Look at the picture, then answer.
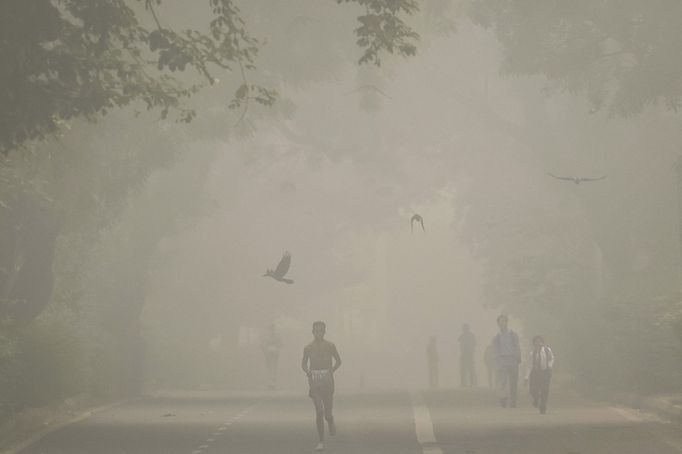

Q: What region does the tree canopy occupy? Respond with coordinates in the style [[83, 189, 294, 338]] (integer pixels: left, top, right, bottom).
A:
[[468, 0, 682, 115], [0, 0, 421, 154]]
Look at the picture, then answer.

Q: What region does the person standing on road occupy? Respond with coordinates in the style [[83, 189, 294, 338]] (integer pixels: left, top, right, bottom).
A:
[[261, 324, 283, 390], [458, 324, 477, 387], [493, 314, 521, 408], [525, 335, 554, 414], [301, 321, 342, 452], [484, 341, 496, 389], [427, 336, 439, 389]]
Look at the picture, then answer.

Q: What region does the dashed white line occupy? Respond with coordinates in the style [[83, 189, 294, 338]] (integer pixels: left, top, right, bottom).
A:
[[410, 392, 444, 454], [189, 401, 262, 454]]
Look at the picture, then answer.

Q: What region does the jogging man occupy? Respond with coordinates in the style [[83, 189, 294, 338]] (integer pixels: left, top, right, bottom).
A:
[[301, 321, 342, 451]]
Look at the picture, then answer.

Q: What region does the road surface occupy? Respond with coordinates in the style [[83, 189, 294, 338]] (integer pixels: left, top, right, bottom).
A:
[[13, 388, 682, 454]]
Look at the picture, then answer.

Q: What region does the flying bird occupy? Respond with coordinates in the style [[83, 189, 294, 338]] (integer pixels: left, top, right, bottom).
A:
[[264, 251, 294, 284], [547, 173, 606, 185], [411, 214, 425, 233]]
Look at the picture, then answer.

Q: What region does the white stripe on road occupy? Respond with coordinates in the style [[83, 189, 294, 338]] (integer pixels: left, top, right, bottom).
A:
[[610, 406, 644, 422], [410, 392, 443, 454]]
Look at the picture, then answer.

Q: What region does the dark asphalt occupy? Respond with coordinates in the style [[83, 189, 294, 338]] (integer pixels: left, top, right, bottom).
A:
[[13, 388, 682, 454]]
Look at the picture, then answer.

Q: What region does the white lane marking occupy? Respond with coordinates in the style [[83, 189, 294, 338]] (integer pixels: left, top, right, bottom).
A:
[[190, 400, 262, 454], [610, 406, 644, 422], [410, 392, 444, 454]]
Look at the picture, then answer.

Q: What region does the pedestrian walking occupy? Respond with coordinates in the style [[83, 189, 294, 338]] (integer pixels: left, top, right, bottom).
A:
[[458, 324, 477, 387], [493, 314, 521, 408], [261, 324, 283, 390], [525, 335, 554, 414], [484, 342, 496, 389]]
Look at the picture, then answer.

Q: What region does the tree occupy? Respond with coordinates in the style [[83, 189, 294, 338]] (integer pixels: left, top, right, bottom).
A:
[[0, 0, 420, 154], [467, 0, 682, 116]]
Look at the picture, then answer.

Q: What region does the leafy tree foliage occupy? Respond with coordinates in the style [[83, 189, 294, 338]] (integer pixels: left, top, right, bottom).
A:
[[337, 0, 420, 65], [0, 0, 421, 154], [1, 0, 253, 153], [467, 0, 682, 115]]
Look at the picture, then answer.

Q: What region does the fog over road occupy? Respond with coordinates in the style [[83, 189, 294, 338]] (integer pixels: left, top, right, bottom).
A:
[[14, 388, 682, 454]]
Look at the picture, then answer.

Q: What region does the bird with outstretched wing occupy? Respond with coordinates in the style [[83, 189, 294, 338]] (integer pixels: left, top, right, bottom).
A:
[[411, 214, 425, 233], [547, 173, 606, 185], [264, 251, 294, 284]]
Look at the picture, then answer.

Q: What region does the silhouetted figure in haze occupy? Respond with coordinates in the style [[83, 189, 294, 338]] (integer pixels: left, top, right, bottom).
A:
[[264, 251, 294, 284], [525, 335, 554, 414], [411, 214, 425, 232], [426, 336, 439, 389], [484, 341, 496, 389], [261, 324, 283, 390], [547, 172, 606, 185], [458, 323, 477, 387], [302, 321, 342, 452], [494, 314, 521, 408]]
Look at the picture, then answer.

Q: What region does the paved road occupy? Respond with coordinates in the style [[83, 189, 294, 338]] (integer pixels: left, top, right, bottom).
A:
[[14, 388, 682, 454]]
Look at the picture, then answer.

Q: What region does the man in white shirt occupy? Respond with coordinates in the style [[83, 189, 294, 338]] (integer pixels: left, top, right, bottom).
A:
[[525, 335, 554, 414]]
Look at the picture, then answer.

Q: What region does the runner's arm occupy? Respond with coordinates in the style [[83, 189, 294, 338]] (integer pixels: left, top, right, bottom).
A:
[[301, 348, 310, 375], [331, 345, 342, 373]]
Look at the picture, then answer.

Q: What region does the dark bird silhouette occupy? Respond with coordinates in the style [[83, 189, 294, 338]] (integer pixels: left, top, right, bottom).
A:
[[547, 173, 606, 185], [264, 251, 294, 284], [411, 214, 425, 233]]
